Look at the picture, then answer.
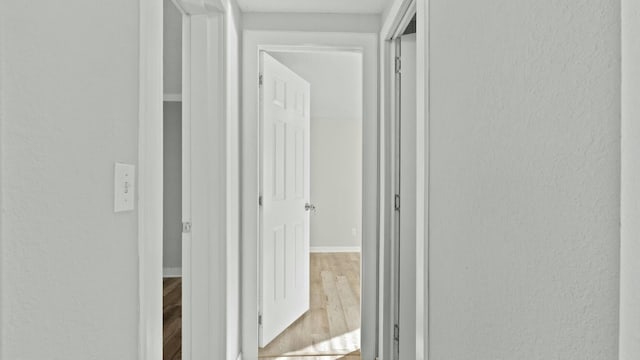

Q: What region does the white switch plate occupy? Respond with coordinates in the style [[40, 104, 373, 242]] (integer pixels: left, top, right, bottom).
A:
[[114, 163, 135, 212]]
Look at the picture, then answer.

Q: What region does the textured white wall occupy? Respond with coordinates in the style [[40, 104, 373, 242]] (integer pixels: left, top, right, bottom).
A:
[[620, 0, 640, 358], [271, 52, 363, 249], [0, 0, 140, 358], [428, 1, 620, 359]]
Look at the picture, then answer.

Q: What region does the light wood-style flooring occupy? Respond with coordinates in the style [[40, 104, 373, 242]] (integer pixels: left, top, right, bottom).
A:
[[258, 252, 361, 360], [163, 253, 361, 360]]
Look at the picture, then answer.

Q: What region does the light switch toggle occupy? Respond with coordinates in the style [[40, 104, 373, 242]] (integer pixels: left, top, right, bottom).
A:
[[114, 163, 136, 212]]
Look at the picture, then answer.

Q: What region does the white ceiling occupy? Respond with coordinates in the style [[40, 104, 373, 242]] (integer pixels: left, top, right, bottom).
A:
[[236, 0, 391, 14]]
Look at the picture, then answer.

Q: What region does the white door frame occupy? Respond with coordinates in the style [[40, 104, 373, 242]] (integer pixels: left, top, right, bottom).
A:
[[387, 4, 418, 360], [380, 0, 429, 359], [138, 1, 164, 358], [621, 1, 640, 358], [138, 0, 232, 359], [241, 31, 379, 360]]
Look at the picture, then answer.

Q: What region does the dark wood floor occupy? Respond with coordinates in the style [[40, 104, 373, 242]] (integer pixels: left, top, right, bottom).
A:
[[163, 277, 181, 360]]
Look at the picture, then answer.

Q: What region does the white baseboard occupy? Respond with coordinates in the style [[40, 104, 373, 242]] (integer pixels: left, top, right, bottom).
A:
[[310, 246, 361, 253], [163, 267, 182, 278]]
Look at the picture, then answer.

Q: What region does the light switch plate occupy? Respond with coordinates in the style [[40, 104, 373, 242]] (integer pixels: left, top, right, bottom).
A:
[[114, 163, 135, 212]]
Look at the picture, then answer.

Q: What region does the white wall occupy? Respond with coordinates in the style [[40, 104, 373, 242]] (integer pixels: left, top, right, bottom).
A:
[[164, 0, 182, 95], [163, 102, 182, 269], [0, 0, 243, 358], [620, 0, 640, 358], [428, 1, 620, 359], [0, 0, 140, 358], [243, 12, 380, 33], [271, 52, 363, 250]]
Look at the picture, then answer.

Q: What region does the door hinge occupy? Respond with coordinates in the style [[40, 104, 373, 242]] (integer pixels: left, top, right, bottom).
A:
[[258, 314, 263, 326], [395, 57, 401, 74], [394, 194, 401, 211], [259, 74, 264, 86], [258, 195, 263, 207], [394, 324, 400, 342], [182, 221, 192, 234]]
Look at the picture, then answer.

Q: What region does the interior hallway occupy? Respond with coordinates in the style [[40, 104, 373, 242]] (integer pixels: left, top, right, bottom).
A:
[[258, 252, 361, 359]]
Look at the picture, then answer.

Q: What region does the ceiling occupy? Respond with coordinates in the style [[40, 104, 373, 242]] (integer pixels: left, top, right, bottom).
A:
[[236, 0, 391, 14]]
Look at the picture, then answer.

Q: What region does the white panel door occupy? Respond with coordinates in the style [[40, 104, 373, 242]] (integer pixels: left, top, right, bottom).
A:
[[259, 52, 311, 347]]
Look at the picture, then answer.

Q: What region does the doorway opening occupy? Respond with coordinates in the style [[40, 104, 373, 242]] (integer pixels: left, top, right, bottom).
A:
[[256, 50, 364, 359], [242, 31, 379, 360], [162, 0, 183, 358]]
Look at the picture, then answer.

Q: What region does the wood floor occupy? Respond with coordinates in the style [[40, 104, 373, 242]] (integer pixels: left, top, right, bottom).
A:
[[163, 253, 360, 360], [163, 277, 181, 360], [259, 252, 361, 360]]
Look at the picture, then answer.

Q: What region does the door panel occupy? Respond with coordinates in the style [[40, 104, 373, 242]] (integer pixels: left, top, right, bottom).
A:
[[259, 52, 311, 347], [273, 122, 286, 200]]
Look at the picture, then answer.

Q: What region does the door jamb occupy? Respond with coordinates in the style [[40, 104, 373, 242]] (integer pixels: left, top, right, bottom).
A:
[[138, 1, 164, 358], [241, 31, 379, 360], [380, 0, 429, 359], [138, 0, 227, 359]]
